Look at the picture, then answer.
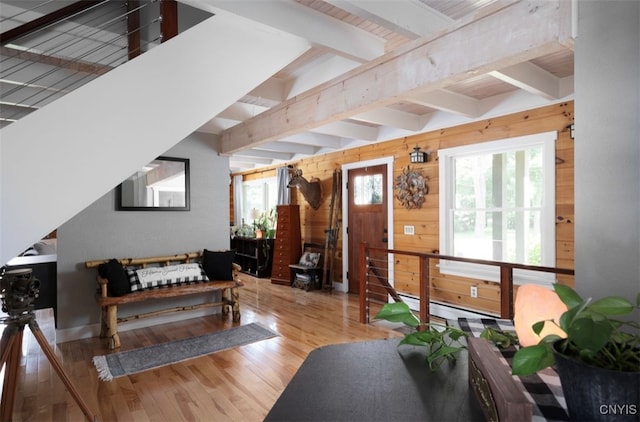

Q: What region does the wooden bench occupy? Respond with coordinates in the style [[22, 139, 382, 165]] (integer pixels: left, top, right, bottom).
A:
[[85, 251, 243, 350]]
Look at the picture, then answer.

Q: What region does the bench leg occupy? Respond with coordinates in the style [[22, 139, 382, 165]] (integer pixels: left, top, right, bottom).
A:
[[105, 305, 121, 350], [231, 287, 241, 322], [100, 306, 108, 338], [221, 288, 230, 317]]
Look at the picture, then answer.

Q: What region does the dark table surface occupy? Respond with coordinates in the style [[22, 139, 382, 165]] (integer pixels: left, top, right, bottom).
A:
[[265, 338, 484, 422]]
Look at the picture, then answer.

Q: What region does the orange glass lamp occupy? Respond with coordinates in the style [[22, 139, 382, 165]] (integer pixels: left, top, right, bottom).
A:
[[513, 284, 568, 347]]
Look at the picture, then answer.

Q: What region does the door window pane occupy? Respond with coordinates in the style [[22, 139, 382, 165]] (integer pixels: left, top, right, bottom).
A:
[[353, 174, 383, 205]]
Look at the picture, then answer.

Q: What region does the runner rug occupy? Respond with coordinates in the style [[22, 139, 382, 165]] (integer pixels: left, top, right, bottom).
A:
[[93, 323, 278, 381]]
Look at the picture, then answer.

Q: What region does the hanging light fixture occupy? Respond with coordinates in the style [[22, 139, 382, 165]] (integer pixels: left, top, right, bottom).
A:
[[410, 146, 428, 163]]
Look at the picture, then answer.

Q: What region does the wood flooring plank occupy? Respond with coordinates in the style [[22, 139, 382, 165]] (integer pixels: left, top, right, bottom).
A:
[[5, 275, 399, 421]]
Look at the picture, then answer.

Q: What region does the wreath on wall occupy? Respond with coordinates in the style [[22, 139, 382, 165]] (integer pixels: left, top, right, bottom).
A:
[[394, 166, 428, 209]]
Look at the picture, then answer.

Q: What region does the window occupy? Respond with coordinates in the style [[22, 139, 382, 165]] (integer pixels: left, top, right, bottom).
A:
[[242, 177, 277, 225], [353, 174, 383, 205], [439, 131, 556, 286]]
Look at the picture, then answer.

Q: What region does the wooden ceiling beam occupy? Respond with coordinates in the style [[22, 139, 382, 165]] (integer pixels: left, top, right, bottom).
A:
[[325, 0, 453, 39], [311, 121, 378, 141], [351, 107, 425, 131], [489, 62, 562, 100], [406, 89, 482, 118], [220, 0, 573, 155], [179, 0, 385, 62]]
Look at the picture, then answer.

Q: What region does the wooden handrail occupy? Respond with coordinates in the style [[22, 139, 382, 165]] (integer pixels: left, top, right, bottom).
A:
[[360, 243, 575, 324]]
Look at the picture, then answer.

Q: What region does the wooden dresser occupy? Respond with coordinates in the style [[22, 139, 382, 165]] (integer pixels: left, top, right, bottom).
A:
[[271, 204, 302, 285]]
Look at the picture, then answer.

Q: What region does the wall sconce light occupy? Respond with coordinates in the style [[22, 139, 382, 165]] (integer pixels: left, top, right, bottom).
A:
[[410, 146, 429, 163]]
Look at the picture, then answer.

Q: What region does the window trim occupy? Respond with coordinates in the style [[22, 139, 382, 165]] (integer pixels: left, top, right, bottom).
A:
[[438, 131, 557, 287]]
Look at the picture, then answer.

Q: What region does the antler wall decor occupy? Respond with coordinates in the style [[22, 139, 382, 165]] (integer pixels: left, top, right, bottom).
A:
[[287, 167, 323, 209]]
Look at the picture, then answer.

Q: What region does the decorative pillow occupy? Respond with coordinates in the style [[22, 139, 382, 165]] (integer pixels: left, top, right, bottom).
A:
[[298, 252, 321, 268], [202, 249, 236, 281], [98, 259, 131, 297], [129, 263, 208, 292]]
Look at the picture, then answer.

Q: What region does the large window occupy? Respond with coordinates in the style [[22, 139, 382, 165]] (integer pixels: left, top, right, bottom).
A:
[[439, 131, 557, 286], [242, 177, 277, 225]]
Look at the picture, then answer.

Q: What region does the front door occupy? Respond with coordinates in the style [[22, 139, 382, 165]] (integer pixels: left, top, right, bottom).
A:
[[347, 164, 388, 294]]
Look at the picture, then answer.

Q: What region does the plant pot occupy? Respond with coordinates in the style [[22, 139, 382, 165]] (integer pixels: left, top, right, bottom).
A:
[[552, 340, 640, 421]]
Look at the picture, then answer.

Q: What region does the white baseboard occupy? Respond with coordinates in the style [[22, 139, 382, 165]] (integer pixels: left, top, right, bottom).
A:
[[55, 307, 218, 344]]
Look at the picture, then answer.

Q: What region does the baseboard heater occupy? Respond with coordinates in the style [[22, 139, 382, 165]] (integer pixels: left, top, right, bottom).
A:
[[398, 293, 500, 321]]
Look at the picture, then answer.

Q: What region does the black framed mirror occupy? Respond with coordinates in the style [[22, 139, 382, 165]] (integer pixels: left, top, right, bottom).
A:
[[117, 156, 190, 211]]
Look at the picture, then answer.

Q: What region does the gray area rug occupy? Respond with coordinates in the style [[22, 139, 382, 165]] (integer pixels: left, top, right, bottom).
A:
[[93, 323, 277, 381]]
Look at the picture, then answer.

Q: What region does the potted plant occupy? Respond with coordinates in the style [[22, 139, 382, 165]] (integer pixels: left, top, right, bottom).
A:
[[254, 208, 277, 239], [373, 302, 469, 370], [510, 284, 639, 421]]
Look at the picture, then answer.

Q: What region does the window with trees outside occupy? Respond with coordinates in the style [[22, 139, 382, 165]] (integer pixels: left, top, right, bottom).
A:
[[242, 177, 277, 226], [438, 131, 557, 286]]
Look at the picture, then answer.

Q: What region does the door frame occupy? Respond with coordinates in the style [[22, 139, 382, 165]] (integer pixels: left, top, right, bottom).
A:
[[339, 156, 394, 293]]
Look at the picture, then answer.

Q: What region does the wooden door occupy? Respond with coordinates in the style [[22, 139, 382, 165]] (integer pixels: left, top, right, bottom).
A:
[[347, 164, 388, 294]]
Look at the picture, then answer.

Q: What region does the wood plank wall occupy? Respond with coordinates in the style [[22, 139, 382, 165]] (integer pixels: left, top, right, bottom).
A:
[[230, 102, 575, 315]]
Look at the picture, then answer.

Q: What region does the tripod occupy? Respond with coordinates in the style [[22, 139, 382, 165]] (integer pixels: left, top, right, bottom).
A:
[[0, 269, 98, 422]]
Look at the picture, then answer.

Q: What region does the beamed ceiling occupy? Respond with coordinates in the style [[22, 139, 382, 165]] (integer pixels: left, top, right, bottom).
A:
[[0, 0, 575, 173]]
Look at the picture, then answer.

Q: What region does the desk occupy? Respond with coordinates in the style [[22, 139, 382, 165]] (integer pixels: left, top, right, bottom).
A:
[[265, 339, 483, 421]]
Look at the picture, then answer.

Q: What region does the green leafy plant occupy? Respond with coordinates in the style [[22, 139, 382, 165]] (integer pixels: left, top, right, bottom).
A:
[[480, 326, 519, 349], [254, 208, 277, 232], [374, 302, 468, 370], [511, 284, 640, 376]]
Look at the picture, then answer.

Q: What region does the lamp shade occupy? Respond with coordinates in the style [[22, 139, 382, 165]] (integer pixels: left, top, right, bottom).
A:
[[513, 284, 568, 347]]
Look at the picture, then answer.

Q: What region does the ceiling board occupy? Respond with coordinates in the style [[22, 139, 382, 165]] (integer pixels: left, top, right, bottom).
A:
[[0, 0, 574, 172]]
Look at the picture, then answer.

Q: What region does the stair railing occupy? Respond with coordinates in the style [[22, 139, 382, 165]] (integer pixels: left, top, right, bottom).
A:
[[359, 242, 575, 325], [0, 0, 166, 126]]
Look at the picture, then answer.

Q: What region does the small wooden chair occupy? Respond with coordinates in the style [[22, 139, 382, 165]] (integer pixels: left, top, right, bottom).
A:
[[289, 243, 324, 291]]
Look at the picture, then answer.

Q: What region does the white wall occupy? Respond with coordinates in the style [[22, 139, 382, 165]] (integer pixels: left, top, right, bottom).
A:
[[56, 133, 230, 339], [575, 1, 640, 302]]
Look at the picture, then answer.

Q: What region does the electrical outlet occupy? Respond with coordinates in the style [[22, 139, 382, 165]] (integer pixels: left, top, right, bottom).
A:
[[470, 286, 478, 298], [403, 225, 415, 235]]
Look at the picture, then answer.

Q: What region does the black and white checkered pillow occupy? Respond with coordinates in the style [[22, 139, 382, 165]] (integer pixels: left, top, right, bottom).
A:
[[127, 263, 209, 292]]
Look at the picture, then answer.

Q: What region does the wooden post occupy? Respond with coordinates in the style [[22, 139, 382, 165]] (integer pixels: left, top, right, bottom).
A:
[[499, 266, 514, 319], [419, 255, 430, 327], [127, 0, 140, 59], [160, 0, 178, 42]]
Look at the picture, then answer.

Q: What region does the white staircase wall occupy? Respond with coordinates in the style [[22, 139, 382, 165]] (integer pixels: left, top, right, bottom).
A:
[[0, 13, 310, 265]]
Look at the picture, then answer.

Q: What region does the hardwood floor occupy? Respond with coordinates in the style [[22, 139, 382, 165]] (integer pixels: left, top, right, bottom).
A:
[[3, 274, 401, 421]]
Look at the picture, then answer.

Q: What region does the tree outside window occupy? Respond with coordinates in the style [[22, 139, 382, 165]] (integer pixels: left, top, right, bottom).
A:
[[439, 131, 556, 286]]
